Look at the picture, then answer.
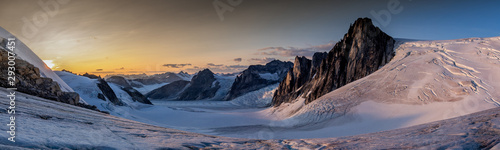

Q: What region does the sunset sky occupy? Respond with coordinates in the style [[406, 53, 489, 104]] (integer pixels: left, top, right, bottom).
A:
[[1, 0, 499, 76]]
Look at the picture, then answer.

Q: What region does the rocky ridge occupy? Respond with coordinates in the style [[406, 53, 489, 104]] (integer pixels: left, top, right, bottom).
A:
[[272, 18, 395, 106]]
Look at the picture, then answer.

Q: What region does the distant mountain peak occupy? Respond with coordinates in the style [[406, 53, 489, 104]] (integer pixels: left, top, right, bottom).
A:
[[225, 60, 293, 100]]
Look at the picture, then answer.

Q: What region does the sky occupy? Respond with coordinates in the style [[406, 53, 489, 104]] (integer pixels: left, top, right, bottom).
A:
[[0, 0, 499, 76]]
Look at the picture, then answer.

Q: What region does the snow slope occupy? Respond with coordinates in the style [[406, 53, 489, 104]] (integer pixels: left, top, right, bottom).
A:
[[262, 37, 500, 138], [0, 27, 78, 96], [0, 87, 498, 149], [57, 71, 278, 138], [55, 71, 151, 114]]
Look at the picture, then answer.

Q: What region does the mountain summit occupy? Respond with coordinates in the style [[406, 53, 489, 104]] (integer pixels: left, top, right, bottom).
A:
[[272, 18, 395, 106]]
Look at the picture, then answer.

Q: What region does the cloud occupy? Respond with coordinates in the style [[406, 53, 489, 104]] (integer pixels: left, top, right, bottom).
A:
[[256, 41, 335, 57], [207, 63, 224, 67], [249, 57, 276, 64], [233, 58, 242, 62], [115, 67, 125, 70], [96, 69, 103, 71], [163, 63, 192, 68], [91, 71, 115, 74], [227, 65, 248, 69]]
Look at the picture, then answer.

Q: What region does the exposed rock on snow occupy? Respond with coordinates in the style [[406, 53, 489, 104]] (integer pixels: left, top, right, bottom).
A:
[[225, 60, 292, 100], [96, 78, 124, 106], [273, 18, 395, 106], [122, 87, 152, 105]]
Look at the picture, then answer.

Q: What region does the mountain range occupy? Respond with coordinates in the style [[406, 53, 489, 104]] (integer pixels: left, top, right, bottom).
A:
[[0, 18, 499, 149]]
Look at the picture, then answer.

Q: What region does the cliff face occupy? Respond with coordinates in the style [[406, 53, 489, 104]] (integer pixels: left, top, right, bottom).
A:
[[272, 18, 395, 106], [224, 60, 292, 100]]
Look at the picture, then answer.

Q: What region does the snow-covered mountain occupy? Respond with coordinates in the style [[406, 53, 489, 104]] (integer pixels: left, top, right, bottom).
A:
[[262, 36, 500, 139], [146, 60, 292, 102], [106, 71, 193, 94], [0, 27, 80, 98], [147, 69, 235, 101], [225, 60, 293, 100], [1, 17, 499, 149], [56, 71, 153, 114]]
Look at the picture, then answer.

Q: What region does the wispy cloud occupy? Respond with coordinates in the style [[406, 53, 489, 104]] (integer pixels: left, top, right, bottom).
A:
[[233, 58, 242, 62], [248, 57, 276, 64], [256, 41, 335, 57], [227, 65, 248, 69], [207, 63, 223, 67], [91, 71, 115, 74], [163, 63, 192, 68]]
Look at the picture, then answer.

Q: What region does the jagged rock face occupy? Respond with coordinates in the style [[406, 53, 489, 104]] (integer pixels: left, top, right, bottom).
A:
[[225, 60, 293, 100], [122, 87, 152, 104], [106, 76, 132, 88], [272, 18, 395, 106], [146, 80, 190, 99], [311, 52, 328, 75], [96, 78, 124, 106], [178, 69, 220, 100], [0, 49, 80, 105]]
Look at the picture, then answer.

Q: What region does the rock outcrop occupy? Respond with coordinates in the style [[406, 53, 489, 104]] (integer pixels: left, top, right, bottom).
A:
[[0, 48, 80, 105], [272, 18, 395, 106], [146, 80, 190, 99], [122, 87, 152, 104], [178, 69, 220, 100], [225, 60, 293, 100], [96, 78, 124, 106]]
